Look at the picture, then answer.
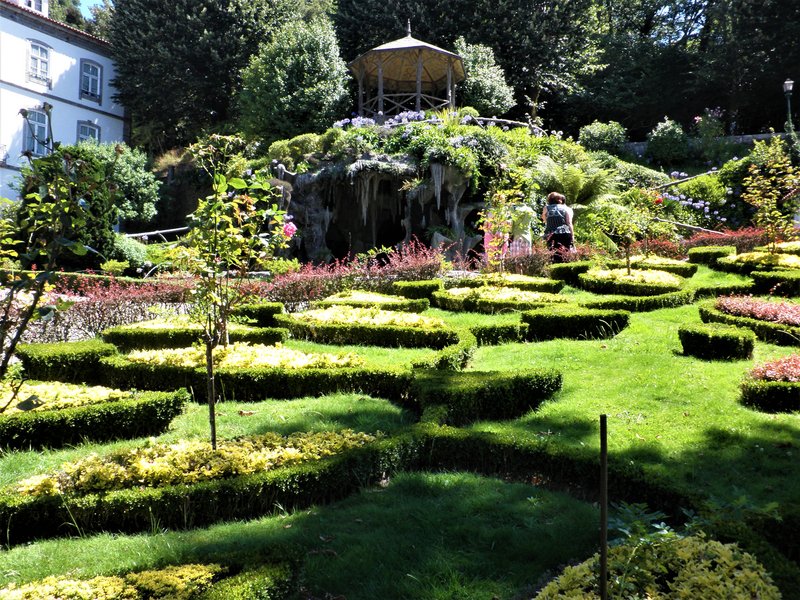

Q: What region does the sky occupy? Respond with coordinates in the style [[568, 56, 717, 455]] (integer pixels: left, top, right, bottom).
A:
[[79, 0, 101, 18]]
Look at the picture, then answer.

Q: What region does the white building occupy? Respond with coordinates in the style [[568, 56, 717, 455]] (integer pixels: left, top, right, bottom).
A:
[[0, 0, 126, 199]]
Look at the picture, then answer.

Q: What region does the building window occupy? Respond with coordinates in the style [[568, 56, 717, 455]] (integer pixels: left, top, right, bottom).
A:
[[28, 42, 50, 85], [24, 109, 48, 156], [24, 0, 43, 12], [77, 122, 100, 143], [80, 60, 102, 102]]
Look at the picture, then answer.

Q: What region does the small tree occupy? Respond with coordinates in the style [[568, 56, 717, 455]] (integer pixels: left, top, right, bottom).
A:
[[237, 17, 349, 143], [453, 36, 515, 116], [185, 136, 292, 448], [742, 140, 799, 253], [587, 200, 648, 274], [0, 152, 91, 409]]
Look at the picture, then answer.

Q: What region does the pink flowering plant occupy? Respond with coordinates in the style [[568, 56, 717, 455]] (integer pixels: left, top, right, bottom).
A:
[[715, 296, 800, 327], [749, 354, 800, 382]]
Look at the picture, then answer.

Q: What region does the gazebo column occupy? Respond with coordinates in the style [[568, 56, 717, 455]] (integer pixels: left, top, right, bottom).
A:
[[447, 62, 453, 109], [357, 65, 365, 116], [415, 51, 423, 112], [377, 57, 384, 122]]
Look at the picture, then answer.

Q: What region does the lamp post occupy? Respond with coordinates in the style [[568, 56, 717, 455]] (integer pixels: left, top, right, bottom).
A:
[[784, 78, 794, 133]]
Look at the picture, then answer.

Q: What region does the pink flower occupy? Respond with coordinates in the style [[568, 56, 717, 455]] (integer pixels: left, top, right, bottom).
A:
[[283, 222, 298, 238]]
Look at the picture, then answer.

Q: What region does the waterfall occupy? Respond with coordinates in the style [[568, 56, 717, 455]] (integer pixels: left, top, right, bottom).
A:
[[430, 163, 444, 210]]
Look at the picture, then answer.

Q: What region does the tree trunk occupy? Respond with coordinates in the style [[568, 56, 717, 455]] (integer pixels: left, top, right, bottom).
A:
[[205, 339, 217, 449]]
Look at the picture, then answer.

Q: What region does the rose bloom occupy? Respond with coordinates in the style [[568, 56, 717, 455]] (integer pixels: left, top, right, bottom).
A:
[[283, 222, 298, 238]]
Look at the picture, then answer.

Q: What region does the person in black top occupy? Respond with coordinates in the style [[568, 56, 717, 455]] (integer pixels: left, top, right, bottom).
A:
[[541, 192, 573, 259]]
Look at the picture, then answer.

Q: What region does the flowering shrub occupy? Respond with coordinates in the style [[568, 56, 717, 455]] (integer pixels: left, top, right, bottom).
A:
[[126, 342, 364, 369], [288, 305, 446, 329], [716, 296, 800, 326], [630, 237, 686, 259], [15, 429, 376, 496], [749, 354, 800, 382], [1, 381, 128, 414], [645, 117, 689, 166]]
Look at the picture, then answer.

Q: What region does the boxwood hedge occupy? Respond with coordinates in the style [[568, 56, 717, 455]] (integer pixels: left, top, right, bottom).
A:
[[391, 279, 444, 300], [230, 302, 285, 326], [311, 296, 430, 313], [0, 389, 188, 450], [688, 245, 737, 264], [678, 323, 755, 360], [577, 271, 682, 296], [579, 290, 694, 312], [16, 339, 118, 384], [273, 314, 459, 349], [546, 261, 592, 285], [521, 306, 630, 341], [740, 379, 800, 413], [412, 368, 562, 426], [751, 270, 800, 297], [102, 324, 289, 351]]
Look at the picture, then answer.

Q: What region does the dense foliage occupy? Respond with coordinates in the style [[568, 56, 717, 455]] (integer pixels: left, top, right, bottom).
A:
[[238, 17, 349, 143]]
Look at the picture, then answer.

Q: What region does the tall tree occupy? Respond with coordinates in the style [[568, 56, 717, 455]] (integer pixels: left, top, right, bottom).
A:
[[237, 17, 349, 144], [454, 36, 516, 117], [86, 0, 114, 39], [109, 0, 328, 151]]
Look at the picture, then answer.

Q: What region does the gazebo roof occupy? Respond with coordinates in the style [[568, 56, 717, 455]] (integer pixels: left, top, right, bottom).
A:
[[348, 30, 465, 92]]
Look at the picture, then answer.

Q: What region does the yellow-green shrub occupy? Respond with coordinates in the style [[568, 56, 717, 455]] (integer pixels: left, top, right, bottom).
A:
[[535, 535, 780, 599]]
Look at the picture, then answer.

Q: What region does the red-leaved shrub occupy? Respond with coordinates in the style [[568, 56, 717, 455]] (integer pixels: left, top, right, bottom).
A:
[[24, 277, 195, 342], [715, 295, 800, 327], [631, 238, 687, 259], [685, 227, 769, 254], [750, 354, 800, 382]]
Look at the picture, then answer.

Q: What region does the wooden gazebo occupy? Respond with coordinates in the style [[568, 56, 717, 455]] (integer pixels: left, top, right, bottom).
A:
[[348, 23, 466, 120]]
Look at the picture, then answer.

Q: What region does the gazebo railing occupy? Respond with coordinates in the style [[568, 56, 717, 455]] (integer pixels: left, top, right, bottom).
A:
[[363, 92, 449, 118]]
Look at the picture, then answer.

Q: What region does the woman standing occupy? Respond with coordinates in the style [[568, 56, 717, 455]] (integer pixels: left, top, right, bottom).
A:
[[541, 192, 573, 258]]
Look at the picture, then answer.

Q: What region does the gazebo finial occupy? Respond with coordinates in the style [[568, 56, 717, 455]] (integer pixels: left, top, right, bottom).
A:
[[406, 19, 411, 37]]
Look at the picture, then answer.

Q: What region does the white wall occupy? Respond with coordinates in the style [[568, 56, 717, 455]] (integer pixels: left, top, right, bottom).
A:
[[0, 9, 126, 199]]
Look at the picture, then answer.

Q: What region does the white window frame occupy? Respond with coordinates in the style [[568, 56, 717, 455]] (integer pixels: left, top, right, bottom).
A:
[[24, 109, 48, 156], [77, 121, 100, 143], [80, 59, 102, 103], [28, 41, 51, 87], [24, 0, 43, 12]]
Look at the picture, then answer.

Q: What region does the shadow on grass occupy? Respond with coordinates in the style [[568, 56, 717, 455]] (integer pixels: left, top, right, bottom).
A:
[[179, 472, 599, 600]]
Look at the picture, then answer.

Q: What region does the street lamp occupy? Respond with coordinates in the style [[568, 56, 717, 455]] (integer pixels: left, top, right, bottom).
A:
[[784, 78, 794, 133]]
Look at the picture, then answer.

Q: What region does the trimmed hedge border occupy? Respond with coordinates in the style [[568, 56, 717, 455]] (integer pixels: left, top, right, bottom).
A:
[[607, 259, 698, 278], [521, 306, 630, 341], [447, 275, 564, 294], [17, 339, 118, 384], [431, 289, 568, 314], [230, 302, 285, 326], [273, 314, 459, 349], [577, 271, 682, 296], [469, 323, 529, 345], [740, 379, 800, 413], [678, 323, 755, 360], [99, 354, 414, 403], [714, 253, 800, 275], [546, 261, 592, 285], [410, 330, 477, 371], [311, 297, 430, 313], [392, 280, 444, 300], [751, 270, 800, 297], [580, 290, 694, 312], [698, 300, 800, 346], [690, 281, 755, 298], [688, 245, 737, 264], [0, 389, 188, 450], [412, 368, 562, 426], [102, 324, 289, 351]]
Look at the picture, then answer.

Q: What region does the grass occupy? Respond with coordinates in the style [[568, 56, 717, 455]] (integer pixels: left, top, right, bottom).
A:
[[467, 303, 800, 509], [1, 267, 798, 598], [0, 472, 598, 599]]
